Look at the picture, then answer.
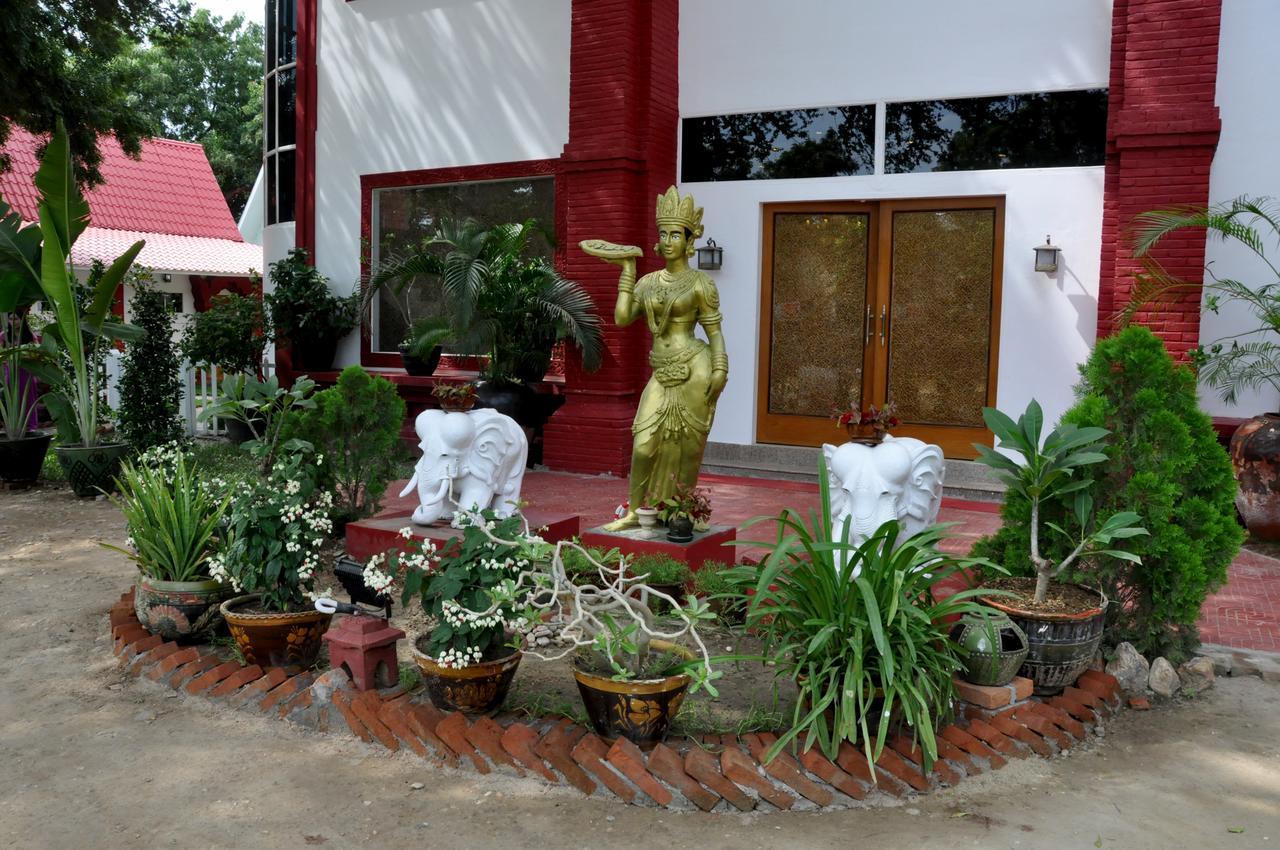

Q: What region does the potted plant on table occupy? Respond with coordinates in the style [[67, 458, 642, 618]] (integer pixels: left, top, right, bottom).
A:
[[732, 466, 1004, 772], [363, 510, 539, 713], [832, 399, 900, 445], [0, 123, 144, 496], [103, 444, 233, 641], [971, 400, 1147, 694], [399, 316, 452, 376], [213, 444, 336, 670], [657, 480, 712, 542], [265, 248, 360, 373], [367, 219, 604, 429]]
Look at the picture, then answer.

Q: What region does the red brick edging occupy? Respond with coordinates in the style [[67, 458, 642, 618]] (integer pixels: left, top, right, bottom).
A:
[[109, 589, 1125, 812]]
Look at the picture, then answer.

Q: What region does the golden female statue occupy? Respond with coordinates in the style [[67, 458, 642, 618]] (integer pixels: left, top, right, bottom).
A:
[[582, 186, 728, 531]]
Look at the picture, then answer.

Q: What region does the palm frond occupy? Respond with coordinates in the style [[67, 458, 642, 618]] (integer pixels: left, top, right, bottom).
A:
[[529, 266, 604, 370], [1197, 340, 1280, 403]]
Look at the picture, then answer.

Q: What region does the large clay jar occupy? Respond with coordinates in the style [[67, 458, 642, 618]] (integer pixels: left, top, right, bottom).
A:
[[572, 639, 692, 751], [980, 585, 1107, 696], [135, 577, 230, 642], [54, 442, 130, 497], [1230, 413, 1280, 540]]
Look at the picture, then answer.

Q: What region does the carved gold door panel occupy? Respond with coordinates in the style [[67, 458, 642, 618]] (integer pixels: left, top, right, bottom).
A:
[[757, 204, 877, 447], [758, 198, 1003, 458]]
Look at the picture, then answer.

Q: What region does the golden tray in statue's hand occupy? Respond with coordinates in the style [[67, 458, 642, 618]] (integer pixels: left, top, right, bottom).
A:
[[579, 239, 644, 259]]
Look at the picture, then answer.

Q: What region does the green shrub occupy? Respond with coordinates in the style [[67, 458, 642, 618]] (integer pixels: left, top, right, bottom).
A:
[[180, 290, 266, 375], [282, 365, 405, 523], [264, 249, 360, 349], [117, 285, 185, 451], [628, 554, 691, 585], [973, 326, 1242, 661]]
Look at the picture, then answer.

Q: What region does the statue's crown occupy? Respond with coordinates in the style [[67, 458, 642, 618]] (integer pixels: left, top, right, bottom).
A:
[[655, 186, 704, 237]]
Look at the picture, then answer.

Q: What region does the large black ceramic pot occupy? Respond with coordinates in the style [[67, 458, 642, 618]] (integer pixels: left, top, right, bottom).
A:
[[1230, 413, 1280, 540], [289, 337, 338, 373], [980, 582, 1107, 696], [54, 442, 130, 497], [398, 343, 443, 377], [0, 430, 54, 486]]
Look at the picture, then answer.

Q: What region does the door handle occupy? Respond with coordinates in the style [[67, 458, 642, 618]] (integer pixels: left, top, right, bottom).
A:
[[864, 304, 872, 345], [879, 305, 887, 347]]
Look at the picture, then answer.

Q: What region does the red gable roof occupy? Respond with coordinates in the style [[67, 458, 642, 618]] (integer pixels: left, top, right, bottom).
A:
[[0, 127, 244, 242]]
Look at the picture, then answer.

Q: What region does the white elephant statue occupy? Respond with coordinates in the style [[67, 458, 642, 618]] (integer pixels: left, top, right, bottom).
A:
[[400, 408, 528, 526], [823, 435, 945, 575]]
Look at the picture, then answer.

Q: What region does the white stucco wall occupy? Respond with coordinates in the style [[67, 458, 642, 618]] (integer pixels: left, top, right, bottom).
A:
[[1199, 0, 1280, 418], [313, 0, 572, 367], [679, 0, 1112, 447]]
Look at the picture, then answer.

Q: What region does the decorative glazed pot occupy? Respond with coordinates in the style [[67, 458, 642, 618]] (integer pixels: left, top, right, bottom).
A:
[[1230, 413, 1280, 540], [844, 423, 886, 446], [573, 640, 692, 750], [135, 577, 230, 642], [950, 611, 1030, 687], [0, 430, 53, 486], [666, 516, 694, 543], [411, 635, 522, 714], [980, 585, 1107, 696], [221, 594, 333, 671], [398, 343, 443, 377], [54, 442, 130, 497]]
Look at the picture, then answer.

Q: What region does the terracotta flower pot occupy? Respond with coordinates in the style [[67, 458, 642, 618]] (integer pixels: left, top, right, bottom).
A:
[[1230, 413, 1280, 540], [844, 422, 885, 445], [979, 584, 1107, 696], [135, 576, 230, 642], [411, 635, 522, 714], [221, 594, 332, 671], [573, 639, 692, 751]]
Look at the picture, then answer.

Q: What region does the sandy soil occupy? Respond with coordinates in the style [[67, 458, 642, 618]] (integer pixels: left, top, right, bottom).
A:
[[2, 484, 1279, 850]]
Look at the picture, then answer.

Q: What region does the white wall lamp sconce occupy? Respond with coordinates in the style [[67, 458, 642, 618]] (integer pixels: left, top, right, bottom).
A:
[[1034, 235, 1060, 274], [696, 238, 723, 270], [161, 273, 174, 283]]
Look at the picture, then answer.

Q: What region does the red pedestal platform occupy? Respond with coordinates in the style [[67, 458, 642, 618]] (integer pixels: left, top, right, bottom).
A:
[[579, 524, 738, 569], [344, 508, 581, 563]]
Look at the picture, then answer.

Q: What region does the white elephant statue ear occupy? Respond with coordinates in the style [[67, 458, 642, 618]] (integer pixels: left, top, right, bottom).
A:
[[820, 442, 850, 522], [469, 412, 521, 482], [884, 436, 945, 531]]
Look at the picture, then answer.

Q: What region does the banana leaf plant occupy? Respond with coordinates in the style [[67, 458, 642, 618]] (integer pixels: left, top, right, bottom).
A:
[[0, 121, 144, 448]]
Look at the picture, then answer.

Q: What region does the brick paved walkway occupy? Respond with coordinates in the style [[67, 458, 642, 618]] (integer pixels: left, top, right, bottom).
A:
[[385, 470, 1278, 654]]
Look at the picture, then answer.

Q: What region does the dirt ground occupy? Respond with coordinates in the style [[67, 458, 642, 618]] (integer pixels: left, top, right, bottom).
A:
[[2, 485, 1279, 850]]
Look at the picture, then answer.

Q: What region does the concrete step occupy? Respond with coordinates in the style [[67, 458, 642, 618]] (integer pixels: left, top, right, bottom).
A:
[[700, 441, 1006, 503]]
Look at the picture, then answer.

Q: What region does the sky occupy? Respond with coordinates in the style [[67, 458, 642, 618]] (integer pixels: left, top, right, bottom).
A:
[[190, 0, 265, 26]]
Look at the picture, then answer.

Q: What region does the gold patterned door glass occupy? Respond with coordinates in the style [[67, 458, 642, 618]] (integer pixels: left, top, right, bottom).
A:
[[886, 209, 995, 427], [767, 213, 869, 416]]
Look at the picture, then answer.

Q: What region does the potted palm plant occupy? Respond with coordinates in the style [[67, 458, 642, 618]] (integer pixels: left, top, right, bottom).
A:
[[399, 316, 452, 376], [731, 462, 1004, 773], [0, 122, 144, 496], [366, 219, 604, 429], [972, 400, 1147, 694], [103, 445, 233, 641]]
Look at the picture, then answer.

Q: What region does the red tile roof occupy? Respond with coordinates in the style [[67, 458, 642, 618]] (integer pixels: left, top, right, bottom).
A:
[[0, 127, 244, 242]]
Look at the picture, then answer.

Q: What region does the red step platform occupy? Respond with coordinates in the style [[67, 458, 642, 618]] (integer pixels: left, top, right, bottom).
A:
[[579, 524, 738, 569], [345, 508, 581, 563]]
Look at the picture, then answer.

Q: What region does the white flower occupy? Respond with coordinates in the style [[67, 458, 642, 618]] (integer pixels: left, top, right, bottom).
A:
[[398, 526, 413, 540]]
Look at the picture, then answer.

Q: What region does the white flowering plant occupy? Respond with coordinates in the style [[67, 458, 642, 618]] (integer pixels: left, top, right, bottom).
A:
[[209, 444, 334, 612], [362, 510, 540, 669]]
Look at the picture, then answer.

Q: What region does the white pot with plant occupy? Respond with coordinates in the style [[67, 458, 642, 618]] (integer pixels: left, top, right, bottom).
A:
[[973, 399, 1148, 694]]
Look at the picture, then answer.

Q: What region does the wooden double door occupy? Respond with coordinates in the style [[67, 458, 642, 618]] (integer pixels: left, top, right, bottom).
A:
[[757, 197, 1004, 458]]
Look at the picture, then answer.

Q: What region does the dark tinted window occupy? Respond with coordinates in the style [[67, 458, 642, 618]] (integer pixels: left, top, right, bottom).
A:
[[885, 89, 1107, 173], [682, 105, 875, 182]]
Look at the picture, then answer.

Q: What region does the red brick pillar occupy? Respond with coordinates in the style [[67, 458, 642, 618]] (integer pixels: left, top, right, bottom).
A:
[[543, 0, 680, 474], [1096, 0, 1222, 358]]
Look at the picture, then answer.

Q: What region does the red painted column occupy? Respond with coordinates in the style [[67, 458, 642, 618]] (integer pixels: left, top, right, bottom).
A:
[[295, 0, 318, 257], [1096, 0, 1222, 358], [542, 0, 680, 474]]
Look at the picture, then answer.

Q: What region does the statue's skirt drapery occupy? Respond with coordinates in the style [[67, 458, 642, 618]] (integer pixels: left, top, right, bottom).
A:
[[632, 336, 713, 506]]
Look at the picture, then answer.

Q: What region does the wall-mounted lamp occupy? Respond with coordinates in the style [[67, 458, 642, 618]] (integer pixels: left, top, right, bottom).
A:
[[1034, 235, 1060, 274], [696, 238, 723, 270], [161, 273, 173, 283]]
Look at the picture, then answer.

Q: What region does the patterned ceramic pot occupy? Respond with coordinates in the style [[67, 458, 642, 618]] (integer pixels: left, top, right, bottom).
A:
[[135, 577, 230, 642], [573, 640, 692, 751], [221, 594, 332, 671], [54, 442, 130, 497], [0, 430, 53, 486], [980, 585, 1107, 696], [950, 611, 1030, 687], [411, 635, 522, 714], [1230, 413, 1280, 540]]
